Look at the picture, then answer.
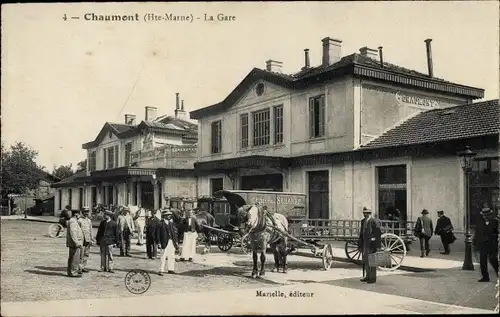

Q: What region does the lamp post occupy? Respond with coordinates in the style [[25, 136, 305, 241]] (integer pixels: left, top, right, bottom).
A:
[[458, 145, 477, 271]]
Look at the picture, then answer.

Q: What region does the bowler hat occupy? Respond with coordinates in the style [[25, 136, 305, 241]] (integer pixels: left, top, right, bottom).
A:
[[82, 207, 90, 212], [480, 207, 493, 215], [421, 209, 429, 215], [362, 207, 372, 213], [104, 210, 114, 216], [437, 210, 444, 215], [162, 210, 173, 217]]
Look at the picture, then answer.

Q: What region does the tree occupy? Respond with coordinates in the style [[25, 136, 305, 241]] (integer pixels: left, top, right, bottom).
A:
[[52, 164, 74, 180], [76, 159, 87, 172], [1, 141, 44, 197]]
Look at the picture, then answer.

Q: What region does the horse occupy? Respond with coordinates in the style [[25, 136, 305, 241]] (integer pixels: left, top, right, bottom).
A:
[[169, 207, 216, 254], [237, 204, 289, 278]]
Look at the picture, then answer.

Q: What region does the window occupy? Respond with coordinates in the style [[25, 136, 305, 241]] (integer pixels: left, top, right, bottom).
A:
[[103, 148, 107, 169], [89, 151, 97, 172], [252, 108, 270, 146], [377, 165, 408, 224], [210, 178, 223, 194], [124, 143, 132, 166], [68, 188, 72, 208], [309, 95, 325, 138], [58, 190, 62, 210], [114, 145, 119, 167], [211, 120, 222, 154], [107, 146, 115, 169], [273, 105, 283, 144], [240, 114, 249, 149]]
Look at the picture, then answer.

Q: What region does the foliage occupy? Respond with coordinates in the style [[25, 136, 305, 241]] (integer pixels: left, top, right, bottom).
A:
[[76, 159, 87, 172], [52, 164, 74, 180], [1, 141, 44, 197]]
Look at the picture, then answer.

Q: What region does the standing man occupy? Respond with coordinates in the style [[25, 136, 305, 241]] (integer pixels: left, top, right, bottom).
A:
[[414, 209, 433, 257], [158, 210, 179, 275], [66, 210, 84, 278], [78, 207, 94, 273], [358, 207, 382, 284], [96, 210, 120, 273], [117, 207, 135, 257], [434, 210, 455, 255], [473, 207, 499, 282], [133, 206, 146, 246], [180, 209, 199, 262], [145, 209, 161, 260], [57, 205, 72, 237]]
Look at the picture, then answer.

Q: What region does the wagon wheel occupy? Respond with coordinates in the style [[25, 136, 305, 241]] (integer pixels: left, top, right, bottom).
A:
[[217, 232, 233, 252], [322, 244, 334, 270], [240, 234, 251, 255], [48, 224, 63, 238], [345, 240, 362, 265], [378, 233, 407, 271]]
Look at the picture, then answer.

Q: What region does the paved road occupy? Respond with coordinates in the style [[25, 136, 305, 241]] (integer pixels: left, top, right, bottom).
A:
[[1, 219, 496, 315]]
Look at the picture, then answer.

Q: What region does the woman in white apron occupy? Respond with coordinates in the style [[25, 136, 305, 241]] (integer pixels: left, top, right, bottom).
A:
[[133, 206, 146, 246]]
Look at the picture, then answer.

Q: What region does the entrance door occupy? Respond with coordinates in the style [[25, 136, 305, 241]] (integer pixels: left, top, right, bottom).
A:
[[308, 171, 329, 219], [240, 174, 283, 192], [141, 182, 154, 210], [79, 188, 84, 209], [377, 165, 407, 222]]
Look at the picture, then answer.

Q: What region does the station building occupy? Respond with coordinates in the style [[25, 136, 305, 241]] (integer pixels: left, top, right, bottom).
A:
[[190, 37, 499, 232], [51, 94, 198, 215]]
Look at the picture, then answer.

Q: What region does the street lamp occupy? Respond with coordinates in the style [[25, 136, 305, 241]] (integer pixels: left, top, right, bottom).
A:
[[458, 145, 477, 271]]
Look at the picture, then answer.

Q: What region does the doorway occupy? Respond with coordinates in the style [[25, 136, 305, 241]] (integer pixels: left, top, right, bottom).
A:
[[307, 170, 329, 219], [377, 165, 407, 223], [141, 182, 154, 210]]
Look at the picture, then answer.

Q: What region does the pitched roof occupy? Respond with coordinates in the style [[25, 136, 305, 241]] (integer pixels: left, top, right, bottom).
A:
[[361, 99, 500, 149], [190, 53, 485, 119], [155, 115, 198, 134], [82, 122, 137, 149], [51, 170, 88, 188]]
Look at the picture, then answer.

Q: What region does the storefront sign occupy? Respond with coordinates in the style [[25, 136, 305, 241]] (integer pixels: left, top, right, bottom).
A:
[[396, 92, 439, 108]]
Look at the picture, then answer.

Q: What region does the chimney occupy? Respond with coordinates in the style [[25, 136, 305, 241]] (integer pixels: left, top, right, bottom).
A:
[[424, 39, 434, 77], [302, 49, 310, 70], [322, 37, 342, 66], [124, 114, 136, 125], [359, 47, 379, 59], [265, 60, 283, 73], [175, 99, 188, 120], [378, 46, 384, 67], [175, 93, 180, 109], [145, 106, 157, 121]]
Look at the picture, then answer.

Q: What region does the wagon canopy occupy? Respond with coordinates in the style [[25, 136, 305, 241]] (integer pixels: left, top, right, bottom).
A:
[[213, 190, 247, 208]]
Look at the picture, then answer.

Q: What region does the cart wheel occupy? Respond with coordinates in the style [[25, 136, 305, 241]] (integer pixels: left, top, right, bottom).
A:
[[322, 244, 334, 270], [378, 233, 407, 271], [217, 232, 233, 252], [48, 224, 63, 238], [345, 240, 362, 265], [240, 234, 251, 255]]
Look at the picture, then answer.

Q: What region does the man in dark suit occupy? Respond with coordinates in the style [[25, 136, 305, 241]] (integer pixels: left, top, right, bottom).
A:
[[435, 210, 455, 254], [359, 207, 382, 284], [473, 207, 499, 282], [145, 209, 161, 259], [96, 210, 120, 273], [158, 210, 179, 275]]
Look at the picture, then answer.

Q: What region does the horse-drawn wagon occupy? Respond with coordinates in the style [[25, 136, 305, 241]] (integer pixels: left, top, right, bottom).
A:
[[214, 190, 415, 272]]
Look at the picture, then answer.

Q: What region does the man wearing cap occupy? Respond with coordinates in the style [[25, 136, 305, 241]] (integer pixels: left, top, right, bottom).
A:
[[414, 209, 434, 257], [473, 207, 499, 282], [117, 207, 135, 257], [96, 210, 120, 273], [180, 209, 200, 262], [358, 207, 382, 284], [66, 209, 84, 277], [145, 209, 161, 259], [78, 207, 94, 273], [435, 210, 455, 255], [157, 210, 179, 275]]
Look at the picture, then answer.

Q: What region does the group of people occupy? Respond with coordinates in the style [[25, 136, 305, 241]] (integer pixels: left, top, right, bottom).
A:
[[60, 204, 201, 277]]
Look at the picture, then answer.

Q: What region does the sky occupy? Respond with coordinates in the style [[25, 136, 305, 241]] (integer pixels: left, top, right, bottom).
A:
[[2, 2, 499, 171]]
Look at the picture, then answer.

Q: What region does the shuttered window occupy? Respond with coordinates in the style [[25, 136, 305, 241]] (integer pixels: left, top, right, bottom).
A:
[[124, 143, 132, 166], [89, 151, 97, 172], [252, 108, 270, 146], [107, 147, 115, 169], [211, 120, 222, 154], [309, 95, 325, 138], [273, 105, 283, 144], [114, 145, 119, 167], [240, 114, 249, 149]]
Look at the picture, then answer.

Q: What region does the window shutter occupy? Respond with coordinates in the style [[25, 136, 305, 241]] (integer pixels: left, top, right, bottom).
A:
[[309, 97, 315, 138], [319, 95, 325, 136], [103, 148, 107, 169], [115, 145, 119, 167]]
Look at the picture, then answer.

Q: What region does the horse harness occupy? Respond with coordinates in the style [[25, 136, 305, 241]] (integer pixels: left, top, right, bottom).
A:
[[248, 206, 285, 245]]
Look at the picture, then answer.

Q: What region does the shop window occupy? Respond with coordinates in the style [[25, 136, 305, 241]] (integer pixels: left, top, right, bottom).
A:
[[377, 165, 407, 222]]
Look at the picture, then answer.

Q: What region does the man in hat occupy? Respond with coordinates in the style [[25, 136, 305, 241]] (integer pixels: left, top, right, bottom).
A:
[[473, 207, 499, 282], [414, 209, 433, 257], [145, 209, 161, 259], [66, 209, 84, 277], [77, 207, 94, 273], [158, 210, 179, 275], [358, 207, 382, 284], [117, 206, 135, 257], [96, 210, 120, 273], [56, 205, 72, 237], [180, 209, 200, 262], [434, 210, 455, 255]]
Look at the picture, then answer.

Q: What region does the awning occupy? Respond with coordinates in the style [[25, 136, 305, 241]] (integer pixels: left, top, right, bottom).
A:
[[194, 155, 288, 173], [214, 190, 247, 208]]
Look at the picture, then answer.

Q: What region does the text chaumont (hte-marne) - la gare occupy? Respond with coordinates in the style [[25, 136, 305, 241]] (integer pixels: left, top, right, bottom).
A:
[[83, 13, 236, 22]]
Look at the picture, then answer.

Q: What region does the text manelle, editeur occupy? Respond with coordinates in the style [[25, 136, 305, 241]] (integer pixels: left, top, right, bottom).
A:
[[255, 290, 314, 298]]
